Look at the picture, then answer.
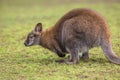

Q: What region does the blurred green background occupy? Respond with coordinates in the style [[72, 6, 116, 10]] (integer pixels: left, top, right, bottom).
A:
[[0, 0, 120, 80]]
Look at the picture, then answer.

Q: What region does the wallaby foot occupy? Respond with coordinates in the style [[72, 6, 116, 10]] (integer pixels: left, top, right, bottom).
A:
[[55, 59, 65, 63], [57, 53, 66, 57], [81, 52, 89, 61], [65, 60, 76, 64]]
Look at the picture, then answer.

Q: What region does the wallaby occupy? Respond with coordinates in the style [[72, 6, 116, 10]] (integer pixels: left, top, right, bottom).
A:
[[24, 8, 120, 64]]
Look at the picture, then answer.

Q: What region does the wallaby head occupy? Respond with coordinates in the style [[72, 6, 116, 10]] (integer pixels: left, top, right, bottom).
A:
[[24, 23, 42, 47]]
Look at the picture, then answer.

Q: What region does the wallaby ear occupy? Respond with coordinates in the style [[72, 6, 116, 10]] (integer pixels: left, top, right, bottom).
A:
[[35, 23, 42, 32]]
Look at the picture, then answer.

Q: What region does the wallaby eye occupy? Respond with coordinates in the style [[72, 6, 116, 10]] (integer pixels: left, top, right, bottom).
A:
[[34, 34, 37, 37], [29, 35, 34, 39]]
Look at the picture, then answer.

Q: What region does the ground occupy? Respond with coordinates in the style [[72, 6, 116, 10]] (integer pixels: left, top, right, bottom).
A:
[[0, 0, 120, 80]]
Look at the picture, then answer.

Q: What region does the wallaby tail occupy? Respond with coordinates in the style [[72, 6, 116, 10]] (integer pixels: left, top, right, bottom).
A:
[[101, 40, 120, 64]]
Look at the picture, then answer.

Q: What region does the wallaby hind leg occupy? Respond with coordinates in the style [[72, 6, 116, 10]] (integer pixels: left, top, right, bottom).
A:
[[65, 48, 80, 64]]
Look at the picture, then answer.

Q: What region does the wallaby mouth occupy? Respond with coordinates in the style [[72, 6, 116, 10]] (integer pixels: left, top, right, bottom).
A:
[[24, 41, 34, 47], [24, 42, 29, 47]]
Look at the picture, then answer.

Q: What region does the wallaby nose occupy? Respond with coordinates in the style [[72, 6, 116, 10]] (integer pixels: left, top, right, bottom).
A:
[[24, 42, 27, 46]]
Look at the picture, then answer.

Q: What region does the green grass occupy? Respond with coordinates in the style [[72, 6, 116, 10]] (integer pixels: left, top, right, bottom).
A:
[[0, 0, 120, 80]]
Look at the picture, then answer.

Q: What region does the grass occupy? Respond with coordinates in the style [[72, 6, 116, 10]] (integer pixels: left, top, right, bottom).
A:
[[0, 0, 120, 80]]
